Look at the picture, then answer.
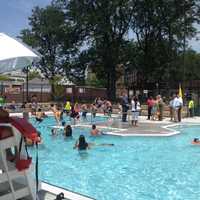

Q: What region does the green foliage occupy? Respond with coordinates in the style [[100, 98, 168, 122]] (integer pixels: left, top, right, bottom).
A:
[[48, 75, 65, 100], [19, 5, 69, 79], [131, 0, 199, 84], [85, 72, 106, 88], [19, 5, 85, 99], [20, 0, 200, 100], [171, 49, 200, 81], [55, 0, 134, 100], [0, 75, 10, 81], [28, 70, 41, 80]]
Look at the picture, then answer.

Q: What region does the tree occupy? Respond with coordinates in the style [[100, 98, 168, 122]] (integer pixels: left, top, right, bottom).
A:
[[170, 49, 200, 81], [28, 70, 41, 80], [131, 0, 199, 85], [19, 5, 75, 99], [55, 0, 135, 100]]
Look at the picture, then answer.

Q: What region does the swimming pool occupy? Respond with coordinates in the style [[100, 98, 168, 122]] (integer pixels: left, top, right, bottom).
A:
[[29, 117, 200, 200]]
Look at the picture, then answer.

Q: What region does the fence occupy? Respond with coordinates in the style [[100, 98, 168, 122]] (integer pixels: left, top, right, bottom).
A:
[[3, 85, 107, 103]]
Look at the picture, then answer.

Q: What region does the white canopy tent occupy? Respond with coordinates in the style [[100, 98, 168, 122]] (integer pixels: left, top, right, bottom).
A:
[[0, 33, 40, 73]]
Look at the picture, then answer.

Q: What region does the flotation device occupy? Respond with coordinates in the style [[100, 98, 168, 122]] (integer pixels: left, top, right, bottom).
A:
[[11, 117, 38, 171], [10, 117, 38, 141], [0, 116, 38, 141], [0, 116, 38, 171]]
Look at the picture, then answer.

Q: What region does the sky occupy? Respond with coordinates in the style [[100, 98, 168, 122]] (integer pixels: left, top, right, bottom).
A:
[[0, 0, 51, 37], [0, 0, 199, 51]]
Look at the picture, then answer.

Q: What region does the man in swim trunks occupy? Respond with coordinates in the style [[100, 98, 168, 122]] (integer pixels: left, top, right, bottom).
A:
[[55, 107, 62, 125], [91, 104, 97, 118], [81, 104, 88, 120]]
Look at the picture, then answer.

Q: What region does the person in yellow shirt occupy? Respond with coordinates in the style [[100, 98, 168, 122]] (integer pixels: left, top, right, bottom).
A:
[[188, 98, 194, 117], [64, 101, 71, 116]]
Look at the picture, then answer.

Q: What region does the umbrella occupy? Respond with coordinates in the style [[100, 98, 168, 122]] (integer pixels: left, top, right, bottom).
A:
[[0, 33, 40, 73]]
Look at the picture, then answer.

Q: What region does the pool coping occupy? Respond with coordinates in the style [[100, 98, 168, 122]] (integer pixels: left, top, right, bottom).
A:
[[103, 121, 200, 137], [97, 123, 181, 137], [40, 181, 95, 200]]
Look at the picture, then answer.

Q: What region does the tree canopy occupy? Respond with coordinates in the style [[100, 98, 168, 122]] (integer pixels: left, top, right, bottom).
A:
[[20, 0, 200, 100]]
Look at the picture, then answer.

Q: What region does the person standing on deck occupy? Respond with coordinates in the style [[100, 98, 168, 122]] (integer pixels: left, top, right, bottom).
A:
[[188, 97, 194, 117], [131, 96, 141, 126], [147, 96, 154, 120], [157, 95, 164, 121], [121, 92, 129, 122], [173, 94, 183, 122]]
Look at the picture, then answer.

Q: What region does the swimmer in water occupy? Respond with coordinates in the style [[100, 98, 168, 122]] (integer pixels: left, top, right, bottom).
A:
[[51, 128, 57, 136], [64, 125, 72, 137], [192, 138, 200, 145], [35, 108, 46, 123], [73, 135, 114, 151], [90, 124, 102, 136], [73, 135, 89, 150]]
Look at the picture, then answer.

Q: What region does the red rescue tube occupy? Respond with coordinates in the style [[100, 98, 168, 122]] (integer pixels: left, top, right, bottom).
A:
[[9, 117, 38, 142]]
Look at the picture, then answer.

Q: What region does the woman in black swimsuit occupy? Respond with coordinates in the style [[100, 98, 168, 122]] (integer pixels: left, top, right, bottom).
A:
[[64, 125, 72, 137], [74, 135, 89, 150], [73, 135, 114, 151]]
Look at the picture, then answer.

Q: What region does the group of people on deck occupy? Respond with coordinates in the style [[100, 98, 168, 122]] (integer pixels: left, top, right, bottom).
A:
[[169, 94, 183, 122], [121, 91, 191, 125], [121, 92, 164, 126], [146, 95, 165, 121]]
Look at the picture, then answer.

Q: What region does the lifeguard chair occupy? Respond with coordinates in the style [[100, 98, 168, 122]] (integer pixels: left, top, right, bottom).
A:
[[0, 114, 38, 200]]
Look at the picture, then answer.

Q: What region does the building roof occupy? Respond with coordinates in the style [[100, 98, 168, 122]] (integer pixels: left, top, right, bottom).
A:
[[28, 78, 49, 85], [28, 77, 74, 86]]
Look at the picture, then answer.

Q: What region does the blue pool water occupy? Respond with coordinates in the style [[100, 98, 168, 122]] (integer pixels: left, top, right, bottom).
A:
[[29, 117, 200, 200]]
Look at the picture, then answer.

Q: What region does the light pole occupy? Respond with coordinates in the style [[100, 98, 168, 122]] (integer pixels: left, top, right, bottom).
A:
[[22, 83, 24, 103], [156, 82, 159, 95], [40, 77, 44, 102], [26, 66, 29, 102]]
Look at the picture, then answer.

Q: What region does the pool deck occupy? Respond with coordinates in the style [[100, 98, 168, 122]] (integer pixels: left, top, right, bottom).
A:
[[38, 182, 95, 200], [87, 116, 200, 137]]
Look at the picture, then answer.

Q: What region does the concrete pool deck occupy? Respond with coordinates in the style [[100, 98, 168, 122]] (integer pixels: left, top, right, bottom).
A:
[[87, 116, 200, 137], [38, 182, 95, 200]]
